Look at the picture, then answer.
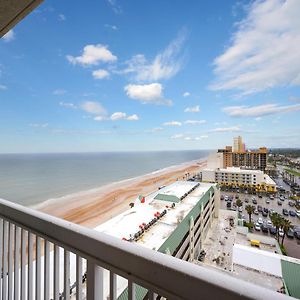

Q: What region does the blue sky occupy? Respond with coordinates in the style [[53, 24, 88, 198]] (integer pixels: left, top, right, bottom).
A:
[[0, 0, 300, 153]]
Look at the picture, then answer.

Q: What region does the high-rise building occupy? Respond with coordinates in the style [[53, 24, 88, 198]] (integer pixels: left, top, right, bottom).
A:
[[217, 137, 268, 171], [233, 136, 243, 152]]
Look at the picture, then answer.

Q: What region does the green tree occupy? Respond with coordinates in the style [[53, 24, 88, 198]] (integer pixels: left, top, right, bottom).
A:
[[281, 218, 292, 247], [270, 213, 283, 242], [245, 204, 254, 224], [236, 199, 243, 208]]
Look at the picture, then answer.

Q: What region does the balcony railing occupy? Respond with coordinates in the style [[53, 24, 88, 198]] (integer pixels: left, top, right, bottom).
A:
[[0, 198, 293, 300]]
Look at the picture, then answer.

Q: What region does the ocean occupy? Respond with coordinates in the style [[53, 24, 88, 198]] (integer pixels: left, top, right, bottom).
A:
[[0, 150, 210, 206]]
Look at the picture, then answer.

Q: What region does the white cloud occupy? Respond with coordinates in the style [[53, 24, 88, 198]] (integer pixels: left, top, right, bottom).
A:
[[210, 126, 241, 133], [184, 120, 206, 125], [163, 121, 182, 127], [92, 69, 110, 79], [171, 134, 208, 141], [29, 123, 48, 128], [171, 134, 184, 139], [122, 31, 186, 81], [80, 101, 107, 115], [93, 112, 139, 121], [59, 102, 77, 109], [183, 92, 190, 97], [105, 24, 118, 31], [110, 112, 126, 120], [53, 89, 67, 95], [184, 105, 200, 113], [66, 44, 117, 66], [0, 84, 7, 90], [106, 0, 122, 14], [2, 30, 15, 42], [210, 0, 300, 94], [94, 116, 106, 121], [126, 114, 139, 121], [255, 117, 262, 121], [124, 83, 172, 106], [223, 103, 300, 117], [145, 127, 163, 133], [58, 14, 66, 21]]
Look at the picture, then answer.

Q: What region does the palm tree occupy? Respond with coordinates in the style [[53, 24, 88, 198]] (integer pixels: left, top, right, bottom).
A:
[[281, 218, 292, 247], [245, 204, 254, 224], [236, 199, 243, 218], [270, 213, 283, 242]]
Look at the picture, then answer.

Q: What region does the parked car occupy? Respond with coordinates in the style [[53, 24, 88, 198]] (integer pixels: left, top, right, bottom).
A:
[[267, 220, 272, 227], [257, 205, 263, 212], [257, 218, 263, 224], [289, 210, 296, 217], [244, 198, 249, 203], [269, 226, 277, 235], [221, 195, 224, 200], [262, 211, 268, 217], [265, 199, 270, 204], [263, 207, 269, 213], [294, 230, 300, 240], [279, 228, 284, 237], [238, 207, 243, 213], [288, 200, 295, 207], [255, 223, 261, 231], [277, 200, 282, 206], [254, 209, 259, 215], [261, 224, 268, 233], [287, 229, 294, 239], [226, 202, 231, 208], [258, 195, 263, 199], [296, 210, 300, 218], [252, 199, 257, 204], [282, 208, 289, 216]]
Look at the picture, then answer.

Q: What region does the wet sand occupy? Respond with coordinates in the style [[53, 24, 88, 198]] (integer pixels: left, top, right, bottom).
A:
[[38, 160, 207, 228]]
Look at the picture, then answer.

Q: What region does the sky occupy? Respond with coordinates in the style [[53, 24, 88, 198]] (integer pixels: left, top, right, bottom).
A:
[[0, 0, 300, 153]]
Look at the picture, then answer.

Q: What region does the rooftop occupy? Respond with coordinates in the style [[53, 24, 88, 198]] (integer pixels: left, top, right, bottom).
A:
[[95, 181, 215, 251]]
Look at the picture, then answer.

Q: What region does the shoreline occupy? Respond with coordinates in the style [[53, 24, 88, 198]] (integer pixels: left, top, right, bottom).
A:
[[38, 158, 207, 228]]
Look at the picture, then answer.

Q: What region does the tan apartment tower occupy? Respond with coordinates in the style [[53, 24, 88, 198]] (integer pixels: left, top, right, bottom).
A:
[[233, 136, 243, 152], [217, 137, 268, 171]]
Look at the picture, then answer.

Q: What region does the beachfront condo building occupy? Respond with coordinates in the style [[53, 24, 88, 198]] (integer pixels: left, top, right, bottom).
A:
[[201, 167, 276, 193], [217, 137, 268, 171]]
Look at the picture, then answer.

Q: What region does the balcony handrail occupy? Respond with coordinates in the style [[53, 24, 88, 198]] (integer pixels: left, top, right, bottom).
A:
[[0, 198, 293, 300]]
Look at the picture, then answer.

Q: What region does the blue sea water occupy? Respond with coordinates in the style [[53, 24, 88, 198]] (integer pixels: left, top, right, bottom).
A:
[[0, 150, 210, 206]]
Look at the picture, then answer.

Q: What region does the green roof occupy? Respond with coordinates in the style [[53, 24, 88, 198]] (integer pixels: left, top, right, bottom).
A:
[[158, 186, 212, 255], [281, 259, 300, 299], [154, 193, 180, 203]]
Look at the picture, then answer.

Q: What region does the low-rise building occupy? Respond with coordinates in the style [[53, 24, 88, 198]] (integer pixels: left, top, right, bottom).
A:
[[95, 181, 220, 299], [202, 167, 276, 192]]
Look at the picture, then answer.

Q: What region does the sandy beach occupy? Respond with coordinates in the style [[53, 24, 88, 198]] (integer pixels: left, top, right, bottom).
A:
[[38, 159, 207, 228]]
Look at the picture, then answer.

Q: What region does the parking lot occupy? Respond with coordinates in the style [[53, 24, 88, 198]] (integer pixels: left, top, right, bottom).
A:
[[219, 190, 300, 258]]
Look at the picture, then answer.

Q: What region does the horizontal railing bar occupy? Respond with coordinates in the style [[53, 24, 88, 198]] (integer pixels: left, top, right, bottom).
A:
[[0, 199, 293, 300]]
